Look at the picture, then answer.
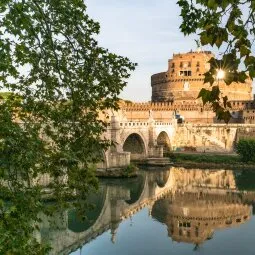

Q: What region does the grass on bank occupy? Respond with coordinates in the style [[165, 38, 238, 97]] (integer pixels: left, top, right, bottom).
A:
[[166, 153, 243, 165]]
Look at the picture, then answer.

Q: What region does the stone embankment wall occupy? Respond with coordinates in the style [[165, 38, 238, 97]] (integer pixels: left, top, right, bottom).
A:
[[172, 124, 255, 152]]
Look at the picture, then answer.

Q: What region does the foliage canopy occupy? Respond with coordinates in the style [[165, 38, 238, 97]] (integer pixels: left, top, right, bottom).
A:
[[178, 0, 255, 122], [0, 0, 136, 253], [236, 139, 255, 162]]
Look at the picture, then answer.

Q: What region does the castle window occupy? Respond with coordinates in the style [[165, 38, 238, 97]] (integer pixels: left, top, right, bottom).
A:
[[188, 61, 191, 67], [196, 68, 200, 72], [196, 61, 200, 67], [171, 62, 175, 68], [180, 62, 183, 68], [180, 70, 192, 76]]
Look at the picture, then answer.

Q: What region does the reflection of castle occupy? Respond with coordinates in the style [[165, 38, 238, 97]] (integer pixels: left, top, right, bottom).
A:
[[150, 167, 253, 246], [38, 168, 255, 254], [152, 192, 251, 245]]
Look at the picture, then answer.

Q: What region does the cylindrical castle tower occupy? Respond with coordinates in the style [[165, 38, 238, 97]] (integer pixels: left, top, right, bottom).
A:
[[151, 51, 253, 102]]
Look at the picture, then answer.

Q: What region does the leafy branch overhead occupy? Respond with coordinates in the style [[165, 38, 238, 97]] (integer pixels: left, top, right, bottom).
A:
[[178, 0, 255, 122], [0, 0, 136, 254]]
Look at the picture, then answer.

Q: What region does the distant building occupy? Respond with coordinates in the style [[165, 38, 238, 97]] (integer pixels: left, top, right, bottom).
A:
[[151, 50, 253, 102]]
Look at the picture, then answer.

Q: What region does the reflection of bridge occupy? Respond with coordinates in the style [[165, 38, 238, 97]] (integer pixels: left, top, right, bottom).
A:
[[38, 168, 255, 254], [99, 111, 255, 169]]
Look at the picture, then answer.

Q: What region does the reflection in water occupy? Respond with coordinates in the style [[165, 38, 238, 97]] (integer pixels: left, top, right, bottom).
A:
[[38, 167, 255, 255], [152, 187, 251, 246]]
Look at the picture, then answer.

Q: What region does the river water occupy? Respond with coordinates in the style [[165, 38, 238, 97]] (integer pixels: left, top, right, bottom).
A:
[[41, 167, 255, 255]]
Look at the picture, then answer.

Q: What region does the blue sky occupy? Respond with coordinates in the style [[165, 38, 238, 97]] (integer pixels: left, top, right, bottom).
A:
[[86, 1, 254, 102], [86, 0, 201, 102]]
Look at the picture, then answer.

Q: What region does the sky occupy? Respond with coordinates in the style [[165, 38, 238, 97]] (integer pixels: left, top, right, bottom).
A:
[[86, 1, 255, 102], [86, 0, 201, 102], [1, 1, 254, 99]]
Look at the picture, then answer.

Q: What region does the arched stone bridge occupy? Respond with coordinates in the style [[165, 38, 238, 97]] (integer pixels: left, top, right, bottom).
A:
[[98, 115, 177, 169], [99, 112, 255, 169]]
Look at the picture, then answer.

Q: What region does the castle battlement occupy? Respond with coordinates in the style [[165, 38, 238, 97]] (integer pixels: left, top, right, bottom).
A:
[[121, 100, 255, 113]]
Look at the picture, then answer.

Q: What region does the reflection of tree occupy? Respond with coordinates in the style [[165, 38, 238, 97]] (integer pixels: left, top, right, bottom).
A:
[[235, 171, 255, 191]]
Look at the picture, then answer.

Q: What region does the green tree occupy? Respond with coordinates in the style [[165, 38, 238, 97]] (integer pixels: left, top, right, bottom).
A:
[[178, 0, 255, 122], [236, 139, 255, 162], [0, 0, 136, 253]]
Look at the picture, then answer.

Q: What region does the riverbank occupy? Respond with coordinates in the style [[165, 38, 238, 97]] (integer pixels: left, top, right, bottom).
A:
[[96, 164, 139, 178], [167, 152, 255, 170]]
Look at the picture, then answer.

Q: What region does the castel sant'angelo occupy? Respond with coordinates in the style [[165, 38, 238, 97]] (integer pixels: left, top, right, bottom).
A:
[[151, 50, 252, 102], [121, 50, 255, 124]]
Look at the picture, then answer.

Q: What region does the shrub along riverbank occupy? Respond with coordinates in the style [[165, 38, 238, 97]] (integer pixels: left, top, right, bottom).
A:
[[96, 164, 138, 178], [166, 152, 255, 169]]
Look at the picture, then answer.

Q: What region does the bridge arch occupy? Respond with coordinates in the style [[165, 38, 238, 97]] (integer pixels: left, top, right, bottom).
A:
[[157, 131, 171, 153], [123, 133, 147, 160], [125, 174, 146, 205], [156, 170, 171, 188], [68, 186, 107, 233]]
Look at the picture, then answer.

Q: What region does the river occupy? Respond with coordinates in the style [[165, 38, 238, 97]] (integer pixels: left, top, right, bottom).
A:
[[39, 167, 255, 255]]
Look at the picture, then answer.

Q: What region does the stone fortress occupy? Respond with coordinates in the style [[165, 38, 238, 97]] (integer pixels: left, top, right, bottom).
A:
[[151, 50, 252, 102], [96, 50, 255, 169], [123, 50, 255, 124]]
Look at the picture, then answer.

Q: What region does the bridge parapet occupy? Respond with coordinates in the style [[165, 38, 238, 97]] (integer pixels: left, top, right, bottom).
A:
[[116, 121, 173, 128]]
